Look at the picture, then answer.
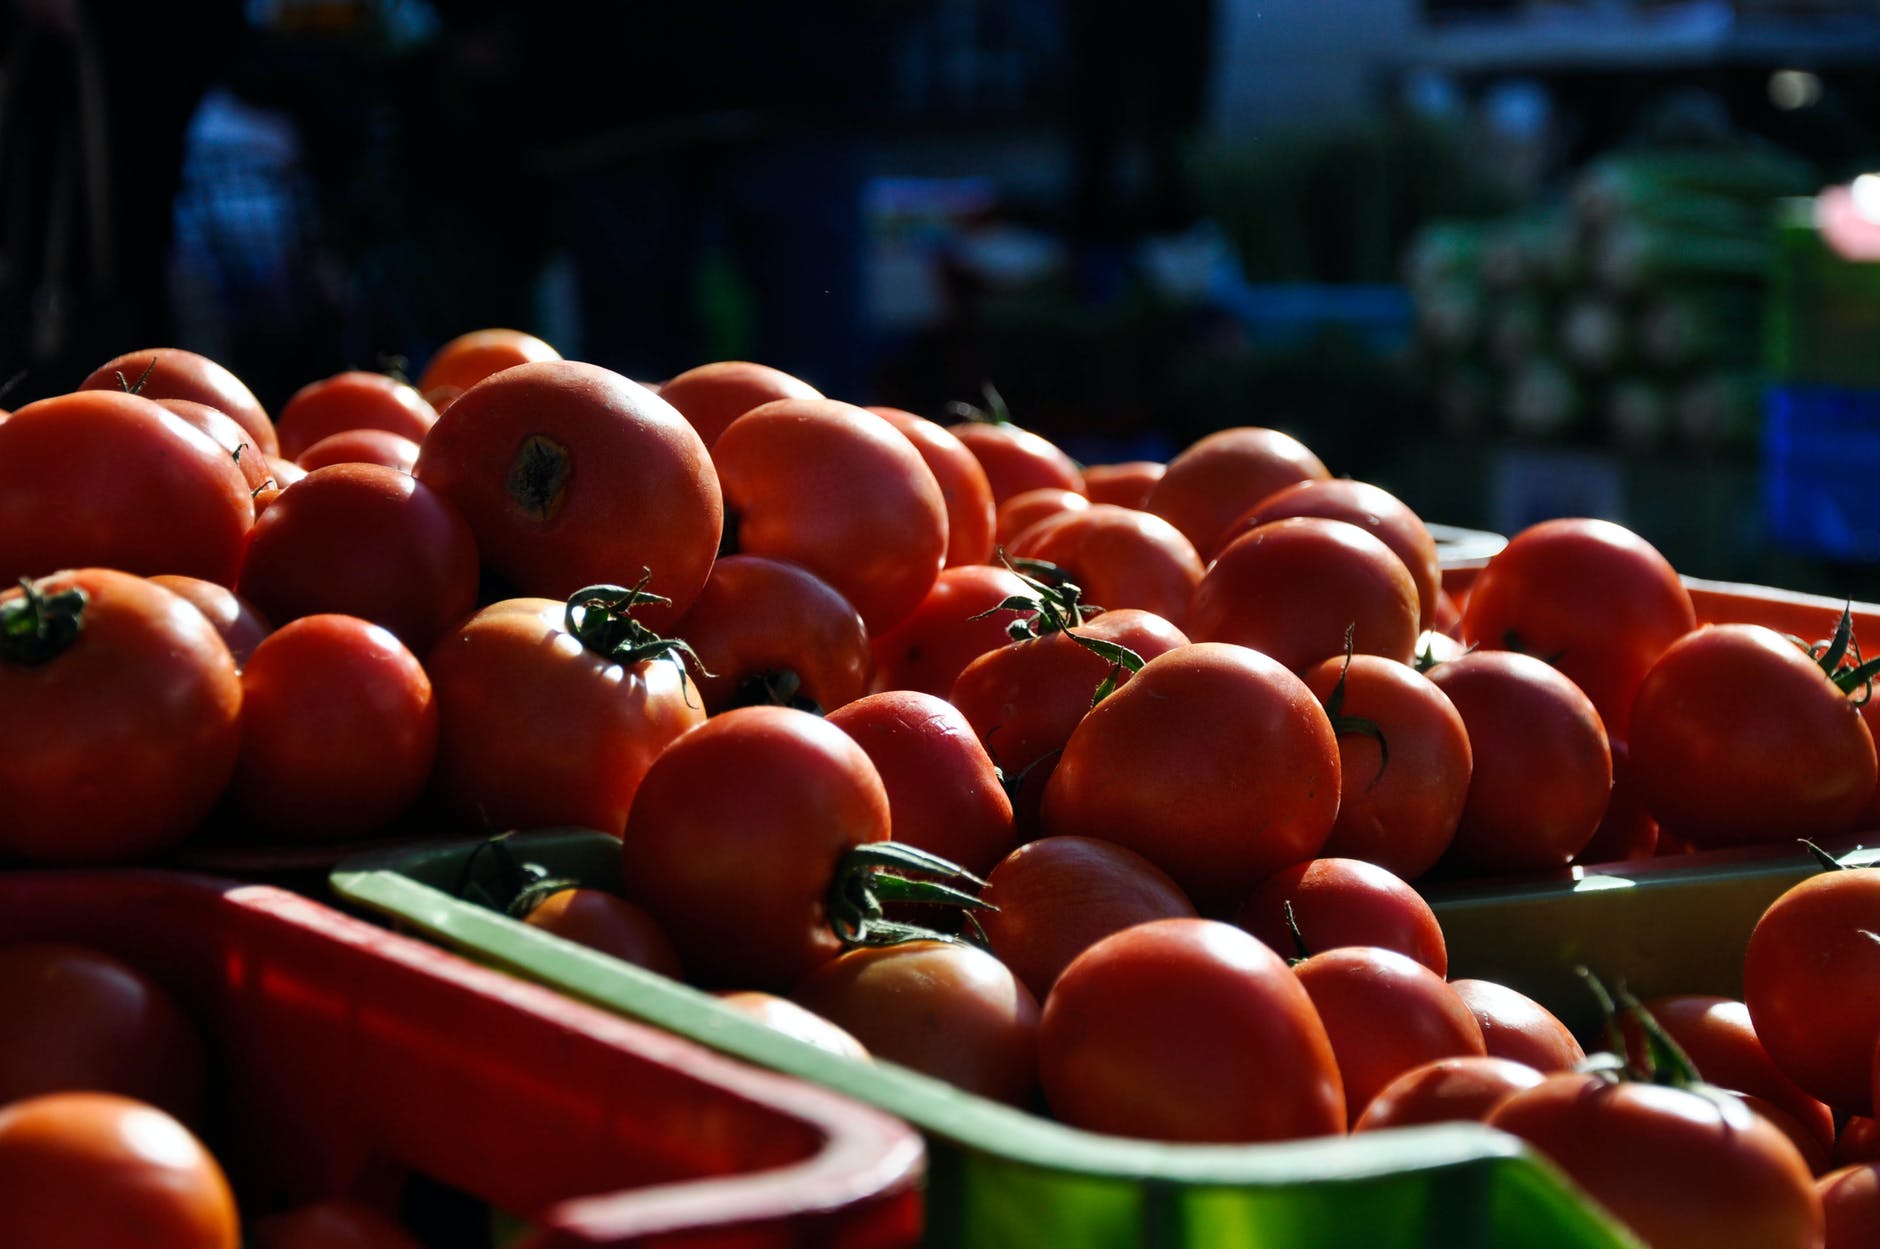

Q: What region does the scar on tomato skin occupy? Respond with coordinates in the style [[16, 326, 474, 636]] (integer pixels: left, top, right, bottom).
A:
[[507, 434, 571, 523]]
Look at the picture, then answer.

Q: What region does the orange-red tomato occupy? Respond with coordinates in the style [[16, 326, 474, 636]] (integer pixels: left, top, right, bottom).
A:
[[672, 554, 872, 714], [1839, 1117, 1880, 1168], [295, 428, 422, 474], [867, 563, 1032, 699], [152, 398, 274, 497], [995, 486, 1089, 548], [1080, 459, 1164, 509], [658, 359, 821, 448], [1448, 978, 1587, 1074], [415, 327, 560, 403], [1819, 1163, 1880, 1248], [148, 575, 272, 666], [1235, 857, 1448, 975], [715, 991, 871, 1062], [945, 417, 1084, 506], [80, 346, 276, 457], [521, 887, 684, 979], [275, 370, 437, 461], [1352, 1055, 1546, 1132], [870, 405, 997, 567], [1006, 503, 1204, 629], [1143, 425, 1329, 558], [1573, 738, 1660, 864], [251, 1199, 422, 1249]]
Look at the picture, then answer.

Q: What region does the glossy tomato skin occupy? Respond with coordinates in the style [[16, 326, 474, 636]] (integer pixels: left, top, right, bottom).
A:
[[0, 570, 242, 862], [425, 596, 706, 839], [1630, 624, 1877, 850], [671, 554, 872, 714], [413, 360, 720, 631], [1352, 1055, 1546, 1132], [1459, 517, 1695, 740], [1041, 642, 1341, 912], [1080, 459, 1164, 509], [1448, 978, 1586, 1073], [1818, 1163, 1880, 1249], [295, 428, 421, 474], [659, 359, 821, 448], [0, 1092, 239, 1249], [152, 398, 274, 495], [80, 346, 276, 457], [415, 327, 560, 402], [619, 705, 891, 989], [870, 406, 997, 566], [714, 991, 871, 1062], [1039, 917, 1346, 1142], [275, 370, 438, 461], [1143, 425, 1330, 559], [944, 418, 1084, 506], [1235, 857, 1448, 975], [867, 563, 1032, 698], [148, 575, 272, 666], [995, 487, 1089, 548], [521, 887, 683, 980], [1486, 1072, 1824, 1249], [1007, 503, 1204, 629], [0, 390, 255, 585]]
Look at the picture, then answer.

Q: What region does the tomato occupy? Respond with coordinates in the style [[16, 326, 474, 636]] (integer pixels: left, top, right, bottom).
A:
[[80, 346, 277, 457], [714, 991, 871, 1062], [1426, 650, 1612, 875], [1040, 642, 1341, 913], [1351, 1055, 1546, 1132], [1299, 655, 1472, 881], [1574, 737, 1660, 864], [152, 398, 274, 497], [259, 455, 307, 513], [824, 690, 1015, 877], [1143, 425, 1330, 558], [414, 327, 560, 405], [1458, 517, 1695, 740], [0, 570, 241, 862], [978, 835, 1196, 1001], [1818, 1163, 1880, 1248], [671, 554, 872, 714], [237, 462, 480, 655], [1080, 459, 1164, 509], [792, 940, 1040, 1105], [945, 415, 1084, 506], [0, 390, 255, 585], [869, 406, 997, 567], [0, 944, 203, 1123], [0, 1092, 239, 1249], [867, 563, 1032, 698], [1006, 503, 1204, 629], [413, 360, 721, 630], [148, 575, 272, 666], [426, 591, 706, 839], [1448, 978, 1586, 1073], [275, 370, 438, 460], [1841, 1117, 1880, 1168], [295, 428, 422, 474], [619, 705, 890, 988], [521, 887, 683, 979], [251, 1199, 422, 1249], [1189, 517, 1420, 673], [229, 615, 437, 842], [1039, 917, 1345, 1141], [1486, 1072, 1823, 1249], [1234, 856, 1448, 974], [1630, 624, 1877, 849], [657, 359, 821, 448], [1737, 1091, 1837, 1177], [714, 399, 947, 635], [995, 486, 1089, 548]]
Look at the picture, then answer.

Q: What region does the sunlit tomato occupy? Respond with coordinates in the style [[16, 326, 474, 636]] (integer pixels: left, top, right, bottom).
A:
[[296, 428, 422, 474], [672, 554, 872, 714], [80, 345, 276, 457], [1630, 624, 1877, 850], [995, 487, 1089, 548], [1573, 738, 1660, 864], [1040, 642, 1341, 912], [152, 398, 274, 496], [1486, 1072, 1823, 1249], [413, 360, 721, 630], [258, 455, 306, 514], [1447, 978, 1586, 1073], [1459, 517, 1695, 740], [237, 462, 480, 655], [521, 887, 683, 979], [1352, 1055, 1546, 1132], [715, 991, 871, 1062], [1143, 425, 1330, 558], [793, 940, 1040, 1105], [0, 390, 255, 585], [945, 416, 1084, 506], [275, 370, 437, 461], [619, 706, 890, 988], [1189, 517, 1420, 673], [1737, 1090, 1837, 1177], [825, 691, 1015, 876], [1426, 650, 1612, 875], [1299, 655, 1472, 881], [1820, 1163, 1880, 1248], [1235, 857, 1448, 974], [659, 359, 821, 448], [0, 1092, 239, 1249], [867, 563, 1031, 698], [0, 570, 241, 863], [251, 1199, 422, 1249], [869, 406, 997, 567], [978, 835, 1196, 1001], [1080, 459, 1164, 509], [1007, 503, 1204, 629], [148, 575, 272, 666], [426, 594, 706, 839], [1039, 918, 1345, 1142], [415, 327, 560, 403]]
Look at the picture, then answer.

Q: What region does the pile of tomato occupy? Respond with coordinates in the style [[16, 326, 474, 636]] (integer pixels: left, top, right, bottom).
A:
[[9, 329, 1880, 1248]]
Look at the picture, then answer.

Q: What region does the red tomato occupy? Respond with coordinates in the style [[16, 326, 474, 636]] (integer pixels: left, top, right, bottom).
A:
[[0, 390, 255, 585], [1039, 917, 1345, 1141], [1351, 1055, 1546, 1132], [619, 705, 890, 988], [1819, 1163, 1880, 1249], [415, 327, 560, 402], [1458, 517, 1695, 740], [275, 370, 437, 461], [236, 462, 480, 655], [1189, 517, 1420, 673], [1143, 425, 1330, 558], [521, 887, 683, 979], [659, 359, 822, 448], [1040, 641, 1341, 912], [1006, 503, 1204, 629], [1235, 857, 1448, 974], [945, 415, 1085, 506], [1573, 737, 1660, 864], [867, 563, 1032, 698], [0, 1092, 239, 1249], [792, 940, 1040, 1105], [0, 570, 241, 862], [1486, 1072, 1823, 1249], [824, 691, 1015, 877], [715, 991, 871, 1062], [148, 575, 272, 666], [1426, 650, 1612, 875], [80, 346, 276, 457], [426, 593, 706, 839], [995, 486, 1090, 548], [258, 455, 307, 514], [152, 398, 275, 496], [1839, 1117, 1880, 1168], [714, 399, 947, 635], [671, 554, 872, 714], [978, 835, 1197, 1002], [1299, 655, 1473, 881], [869, 406, 997, 567], [413, 360, 721, 630], [251, 1199, 422, 1249], [295, 427, 422, 474], [1080, 459, 1164, 509], [1448, 978, 1586, 1073]]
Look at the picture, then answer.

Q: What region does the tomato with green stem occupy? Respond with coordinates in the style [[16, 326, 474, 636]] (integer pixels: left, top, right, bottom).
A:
[[867, 563, 1032, 699], [80, 346, 276, 457], [672, 554, 872, 714], [943, 384, 1084, 506], [1006, 502, 1204, 630]]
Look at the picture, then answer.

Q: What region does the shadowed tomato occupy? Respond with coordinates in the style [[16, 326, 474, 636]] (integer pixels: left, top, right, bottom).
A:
[[659, 359, 821, 448], [869, 406, 997, 567], [1007, 503, 1204, 629], [995, 487, 1089, 548], [1235, 857, 1448, 974], [80, 346, 276, 457], [672, 554, 872, 714], [1080, 459, 1164, 509], [252, 1199, 421, 1249], [274, 370, 437, 461], [1143, 425, 1330, 558], [415, 327, 560, 404], [295, 428, 422, 474], [258, 456, 305, 513], [715, 991, 870, 1062], [1819, 1163, 1880, 1248], [149, 575, 272, 666], [867, 563, 1031, 698], [521, 888, 683, 979], [1840, 1118, 1880, 1168], [945, 413, 1084, 506], [1352, 1055, 1546, 1132], [1574, 738, 1660, 864], [1448, 978, 1586, 1073]]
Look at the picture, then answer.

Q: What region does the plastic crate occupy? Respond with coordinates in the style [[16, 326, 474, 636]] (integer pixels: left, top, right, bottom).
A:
[[0, 870, 923, 1249], [1762, 381, 1880, 562]]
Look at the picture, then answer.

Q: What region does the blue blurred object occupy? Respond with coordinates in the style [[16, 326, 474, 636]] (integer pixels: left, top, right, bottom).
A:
[[1763, 382, 1880, 561], [1208, 279, 1416, 353]]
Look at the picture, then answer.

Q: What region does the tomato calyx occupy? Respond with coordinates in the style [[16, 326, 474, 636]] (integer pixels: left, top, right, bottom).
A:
[[1, 577, 88, 667], [452, 831, 584, 917], [827, 842, 996, 949], [1799, 605, 1880, 702], [974, 556, 1145, 707], [1575, 965, 1710, 1092], [731, 667, 823, 714], [563, 576, 712, 688], [1322, 628, 1389, 786], [110, 355, 160, 396], [944, 381, 1016, 428]]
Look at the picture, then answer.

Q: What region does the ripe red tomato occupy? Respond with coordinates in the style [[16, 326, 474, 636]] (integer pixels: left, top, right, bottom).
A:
[[1040, 641, 1341, 912], [867, 563, 1032, 698], [0, 570, 241, 862], [1235, 856, 1448, 974], [1006, 503, 1204, 629], [521, 887, 683, 979], [1143, 425, 1330, 558], [1573, 738, 1660, 864], [1351, 1055, 1546, 1132], [1039, 917, 1346, 1141], [251, 1199, 422, 1249], [1840, 1117, 1880, 1168], [995, 486, 1089, 548], [1080, 459, 1164, 509], [295, 428, 422, 474], [275, 370, 437, 461], [415, 327, 560, 405], [945, 414, 1085, 506], [80, 346, 277, 457], [148, 575, 272, 666], [659, 359, 822, 448], [259, 455, 307, 513], [869, 406, 997, 567], [0, 1092, 239, 1249], [792, 940, 1040, 1105], [152, 398, 274, 496], [413, 360, 721, 630], [714, 991, 871, 1062], [672, 554, 872, 714], [1448, 978, 1586, 1073], [1819, 1163, 1880, 1248]]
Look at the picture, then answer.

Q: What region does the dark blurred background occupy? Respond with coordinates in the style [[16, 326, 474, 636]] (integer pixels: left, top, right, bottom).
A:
[[5, 0, 1880, 592]]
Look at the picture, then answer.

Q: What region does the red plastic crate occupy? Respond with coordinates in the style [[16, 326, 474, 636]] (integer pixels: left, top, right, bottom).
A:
[[0, 870, 923, 1249]]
